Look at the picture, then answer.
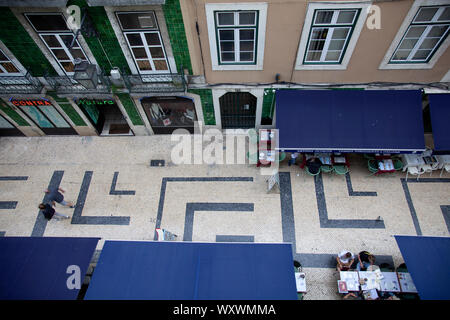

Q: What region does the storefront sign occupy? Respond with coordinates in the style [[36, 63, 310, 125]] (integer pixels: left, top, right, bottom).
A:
[[10, 98, 52, 107], [76, 98, 115, 105]]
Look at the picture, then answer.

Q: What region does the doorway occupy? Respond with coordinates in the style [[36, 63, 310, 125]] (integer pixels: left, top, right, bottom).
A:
[[219, 92, 257, 129], [77, 99, 133, 136]]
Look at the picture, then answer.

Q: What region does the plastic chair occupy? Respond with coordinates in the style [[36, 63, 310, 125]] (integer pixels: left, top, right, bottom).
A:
[[368, 160, 379, 174], [277, 152, 286, 162], [393, 159, 404, 171], [363, 154, 375, 160], [246, 151, 258, 165], [420, 163, 433, 177], [440, 164, 450, 177], [405, 166, 424, 181], [321, 165, 334, 173], [247, 129, 259, 145], [379, 263, 394, 272], [334, 164, 348, 175], [305, 166, 321, 176]]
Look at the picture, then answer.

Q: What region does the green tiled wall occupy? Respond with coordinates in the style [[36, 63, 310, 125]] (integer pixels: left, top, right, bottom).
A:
[[68, 0, 131, 74], [188, 89, 215, 125], [0, 8, 57, 76], [262, 89, 276, 120], [115, 93, 144, 126], [163, 0, 193, 74], [47, 93, 87, 127], [0, 100, 30, 126]]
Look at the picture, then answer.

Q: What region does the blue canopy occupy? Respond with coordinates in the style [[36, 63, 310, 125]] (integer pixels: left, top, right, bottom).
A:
[[428, 94, 450, 153], [0, 237, 99, 300], [395, 235, 450, 300], [85, 241, 297, 300], [276, 90, 426, 153]]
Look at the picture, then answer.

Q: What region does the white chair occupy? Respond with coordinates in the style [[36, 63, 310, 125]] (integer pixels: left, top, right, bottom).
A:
[[440, 164, 450, 177], [420, 164, 433, 177], [406, 166, 424, 181]]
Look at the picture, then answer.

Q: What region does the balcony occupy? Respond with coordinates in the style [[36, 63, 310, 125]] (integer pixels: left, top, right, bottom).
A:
[[44, 71, 111, 95], [122, 72, 186, 94], [0, 72, 44, 94]]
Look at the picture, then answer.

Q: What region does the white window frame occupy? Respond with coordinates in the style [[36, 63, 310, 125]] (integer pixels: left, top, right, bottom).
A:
[[295, 2, 370, 70], [380, 0, 450, 70], [205, 2, 267, 71], [0, 48, 22, 76]]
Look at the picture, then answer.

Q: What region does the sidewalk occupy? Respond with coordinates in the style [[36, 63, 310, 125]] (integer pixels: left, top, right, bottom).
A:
[[0, 135, 449, 300]]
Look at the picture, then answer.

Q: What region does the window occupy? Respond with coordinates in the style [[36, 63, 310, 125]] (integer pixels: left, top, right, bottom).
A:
[[0, 49, 20, 75], [215, 11, 258, 64], [116, 11, 170, 73], [24, 13, 89, 74], [205, 2, 267, 71], [390, 6, 450, 63], [303, 9, 359, 64]]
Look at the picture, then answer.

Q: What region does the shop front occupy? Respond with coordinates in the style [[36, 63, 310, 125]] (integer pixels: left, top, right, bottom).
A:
[[141, 96, 197, 134], [75, 98, 133, 136], [0, 113, 24, 136], [9, 98, 77, 135]]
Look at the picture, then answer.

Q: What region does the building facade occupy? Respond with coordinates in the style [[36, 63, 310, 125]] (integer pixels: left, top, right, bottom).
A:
[[0, 0, 448, 137]]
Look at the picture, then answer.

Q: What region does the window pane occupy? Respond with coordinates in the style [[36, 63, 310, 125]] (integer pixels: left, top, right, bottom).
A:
[[117, 12, 157, 30], [392, 50, 410, 60], [328, 39, 345, 50], [42, 35, 61, 47], [220, 41, 234, 52], [149, 47, 164, 58], [52, 49, 70, 60], [239, 40, 254, 51], [239, 12, 256, 25], [1, 62, 19, 73], [337, 10, 356, 24], [412, 49, 432, 60], [153, 60, 168, 71], [309, 40, 325, 51], [61, 61, 74, 72], [126, 33, 143, 46], [419, 37, 440, 50], [19, 106, 54, 128], [305, 51, 321, 61], [405, 26, 426, 38], [219, 30, 234, 41], [399, 38, 419, 50], [0, 115, 13, 128], [59, 35, 74, 48], [217, 12, 234, 26], [311, 28, 328, 40], [132, 47, 147, 59], [414, 7, 439, 22], [240, 29, 254, 40], [428, 25, 448, 37], [37, 105, 70, 128], [221, 52, 235, 62], [240, 52, 253, 61], [70, 48, 87, 60], [315, 11, 333, 24], [332, 28, 350, 40], [137, 60, 152, 70], [26, 14, 69, 31], [0, 50, 7, 61], [145, 32, 161, 46], [325, 51, 341, 61], [438, 7, 450, 21]]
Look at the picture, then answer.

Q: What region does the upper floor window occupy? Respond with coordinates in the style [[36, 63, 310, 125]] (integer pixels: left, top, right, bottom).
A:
[[215, 11, 258, 65], [205, 2, 267, 71], [390, 5, 450, 63], [0, 49, 21, 75], [303, 9, 360, 64], [24, 13, 89, 75], [116, 11, 170, 74]]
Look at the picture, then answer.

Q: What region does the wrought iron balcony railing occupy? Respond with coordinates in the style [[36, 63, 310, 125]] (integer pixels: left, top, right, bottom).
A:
[[44, 70, 111, 94], [0, 72, 44, 94], [122, 72, 186, 93]]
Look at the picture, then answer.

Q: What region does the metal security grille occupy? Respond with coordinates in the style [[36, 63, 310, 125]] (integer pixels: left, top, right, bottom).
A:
[[219, 92, 256, 129]]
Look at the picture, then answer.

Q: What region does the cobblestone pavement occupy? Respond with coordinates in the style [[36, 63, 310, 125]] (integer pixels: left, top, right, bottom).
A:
[[0, 135, 449, 300]]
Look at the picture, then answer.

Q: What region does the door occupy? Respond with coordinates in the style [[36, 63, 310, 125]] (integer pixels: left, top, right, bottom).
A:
[[219, 92, 256, 129]]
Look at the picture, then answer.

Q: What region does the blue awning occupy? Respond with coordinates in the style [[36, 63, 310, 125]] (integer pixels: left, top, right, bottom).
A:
[[275, 90, 426, 153], [0, 237, 99, 300], [85, 241, 297, 300], [395, 235, 450, 300], [428, 94, 450, 153]]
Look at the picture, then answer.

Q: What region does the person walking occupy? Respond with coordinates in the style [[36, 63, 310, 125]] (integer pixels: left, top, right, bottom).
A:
[[44, 187, 74, 208], [38, 203, 70, 221]]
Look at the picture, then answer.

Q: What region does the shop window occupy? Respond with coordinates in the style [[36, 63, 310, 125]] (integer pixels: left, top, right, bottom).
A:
[[24, 13, 90, 75], [116, 11, 170, 74]]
